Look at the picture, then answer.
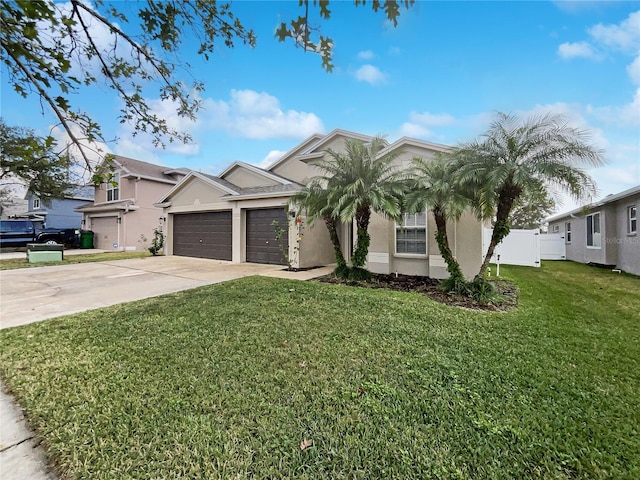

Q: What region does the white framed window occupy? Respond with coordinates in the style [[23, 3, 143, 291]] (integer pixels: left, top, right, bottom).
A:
[[628, 205, 637, 234], [586, 212, 601, 248], [107, 172, 120, 202], [33, 197, 40, 209], [552, 224, 559, 233], [396, 212, 427, 255], [565, 222, 571, 243]]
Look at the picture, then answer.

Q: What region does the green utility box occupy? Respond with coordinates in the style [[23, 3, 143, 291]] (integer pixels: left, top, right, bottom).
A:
[[80, 230, 94, 249], [26, 243, 64, 263]]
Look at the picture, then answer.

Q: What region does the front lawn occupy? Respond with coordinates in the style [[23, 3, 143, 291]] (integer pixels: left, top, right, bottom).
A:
[[0, 262, 638, 479]]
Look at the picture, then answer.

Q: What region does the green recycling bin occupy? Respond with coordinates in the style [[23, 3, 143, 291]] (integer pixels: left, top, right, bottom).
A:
[[80, 230, 94, 249]]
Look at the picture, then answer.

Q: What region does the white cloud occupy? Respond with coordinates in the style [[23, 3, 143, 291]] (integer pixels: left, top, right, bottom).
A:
[[50, 123, 112, 182], [408, 111, 456, 127], [588, 11, 640, 53], [627, 55, 640, 84], [258, 150, 286, 168], [587, 88, 640, 126], [357, 50, 375, 60], [397, 122, 435, 139], [557, 41, 600, 59], [354, 65, 387, 85], [203, 89, 324, 139]]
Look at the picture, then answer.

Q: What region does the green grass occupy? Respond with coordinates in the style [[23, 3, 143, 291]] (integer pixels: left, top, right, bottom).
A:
[[0, 261, 638, 479], [0, 251, 150, 270]]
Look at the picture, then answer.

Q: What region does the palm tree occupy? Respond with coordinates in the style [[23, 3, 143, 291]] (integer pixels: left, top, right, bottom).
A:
[[404, 155, 471, 292], [453, 112, 604, 279], [307, 136, 408, 278], [290, 180, 347, 275]]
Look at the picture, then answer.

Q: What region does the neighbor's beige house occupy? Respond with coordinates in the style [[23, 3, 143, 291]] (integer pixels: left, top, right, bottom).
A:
[[155, 129, 485, 280], [546, 185, 639, 276], [76, 156, 188, 251]]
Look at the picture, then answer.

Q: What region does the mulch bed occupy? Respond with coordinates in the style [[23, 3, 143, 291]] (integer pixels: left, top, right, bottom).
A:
[[315, 273, 519, 312]]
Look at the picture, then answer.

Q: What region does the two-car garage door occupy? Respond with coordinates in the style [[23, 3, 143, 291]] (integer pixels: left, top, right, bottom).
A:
[[172, 208, 288, 265], [172, 211, 232, 260]]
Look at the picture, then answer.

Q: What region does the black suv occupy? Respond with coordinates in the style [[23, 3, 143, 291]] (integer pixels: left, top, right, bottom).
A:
[[0, 219, 36, 247], [35, 228, 81, 247]]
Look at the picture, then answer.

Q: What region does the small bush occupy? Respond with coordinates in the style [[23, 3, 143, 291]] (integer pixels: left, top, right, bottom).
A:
[[467, 277, 502, 303], [349, 267, 372, 281]]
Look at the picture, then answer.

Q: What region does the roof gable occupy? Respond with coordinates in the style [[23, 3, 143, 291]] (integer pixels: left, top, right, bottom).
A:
[[219, 161, 291, 187], [155, 171, 240, 205], [103, 155, 186, 185], [266, 133, 325, 171], [296, 129, 379, 161]]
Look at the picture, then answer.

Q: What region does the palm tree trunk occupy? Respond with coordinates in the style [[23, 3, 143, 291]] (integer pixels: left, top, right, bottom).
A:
[[433, 207, 465, 282], [476, 185, 521, 279], [323, 214, 346, 269], [352, 205, 371, 268]]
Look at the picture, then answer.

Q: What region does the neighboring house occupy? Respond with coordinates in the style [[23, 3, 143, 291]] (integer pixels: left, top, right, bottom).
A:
[[76, 156, 188, 251], [546, 185, 640, 276], [0, 197, 28, 219], [155, 129, 485, 280], [20, 186, 94, 230]]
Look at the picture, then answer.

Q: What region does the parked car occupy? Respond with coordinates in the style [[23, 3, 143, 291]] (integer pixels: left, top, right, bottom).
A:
[[35, 228, 81, 247], [0, 219, 36, 247]]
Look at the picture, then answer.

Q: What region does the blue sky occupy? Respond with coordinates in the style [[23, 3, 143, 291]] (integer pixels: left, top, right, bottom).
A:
[[2, 0, 639, 215]]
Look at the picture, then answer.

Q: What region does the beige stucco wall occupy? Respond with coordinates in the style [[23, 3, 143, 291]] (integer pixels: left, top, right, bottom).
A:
[[364, 210, 483, 280], [295, 218, 335, 269], [223, 168, 279, 188]]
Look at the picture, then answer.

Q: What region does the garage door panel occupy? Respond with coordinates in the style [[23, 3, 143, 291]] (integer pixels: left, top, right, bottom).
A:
[[173, 211, 232, 260], [246, 208, 288, 265], [91, 217, 118, 250]]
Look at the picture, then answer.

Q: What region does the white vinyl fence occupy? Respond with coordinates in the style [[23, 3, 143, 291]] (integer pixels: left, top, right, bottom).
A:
[[483, 228, 541, 268], [540, 233, 566, 260]]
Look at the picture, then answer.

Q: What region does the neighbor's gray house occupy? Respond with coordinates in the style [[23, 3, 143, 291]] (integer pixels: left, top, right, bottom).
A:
[[154, 129, 486, 280], [76, 156, 188, 251], [21, 185, 94, 230], [546, 185, 639, 276]]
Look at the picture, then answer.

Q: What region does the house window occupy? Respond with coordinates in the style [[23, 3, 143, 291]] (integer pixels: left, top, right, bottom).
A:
[[628, 205, 637, 234], [33, 198, 40, 209], [552, 224, 559, 233], [107, 172, 120, 202], [396, 212, 427, 255], [565, 222, 571, 243], [586, 212, 601, 248]]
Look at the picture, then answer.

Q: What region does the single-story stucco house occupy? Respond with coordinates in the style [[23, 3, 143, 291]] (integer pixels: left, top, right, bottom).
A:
[[546, 185, 639, 276], [155, 129, 486, 280]]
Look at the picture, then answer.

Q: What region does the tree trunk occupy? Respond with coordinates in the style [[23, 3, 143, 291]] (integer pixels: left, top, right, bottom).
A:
[[476, 184, 522, 279], [433, 207, 465, 282], [352, 205, 371, 268], [323, 214, 346, 269]]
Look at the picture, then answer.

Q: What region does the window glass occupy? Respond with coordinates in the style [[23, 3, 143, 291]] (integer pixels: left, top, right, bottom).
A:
[[107, 172, 120, 202], [565, 222, 571, 243], [396, 212, 427, 254], [586, 212, 601, 248], [629, 206, 637, 234]]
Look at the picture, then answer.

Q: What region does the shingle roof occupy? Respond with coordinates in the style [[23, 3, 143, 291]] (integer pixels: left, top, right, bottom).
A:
[[112, 156, 186, 182]]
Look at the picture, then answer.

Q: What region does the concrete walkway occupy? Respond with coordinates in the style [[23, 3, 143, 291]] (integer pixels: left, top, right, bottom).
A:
[[0, 253, 333, 479]]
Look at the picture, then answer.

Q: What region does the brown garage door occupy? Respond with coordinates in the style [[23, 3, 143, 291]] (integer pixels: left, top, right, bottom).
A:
[[172, 211, 232, 260], [91, 216, 119, 250], [246, 208, 289, 265]]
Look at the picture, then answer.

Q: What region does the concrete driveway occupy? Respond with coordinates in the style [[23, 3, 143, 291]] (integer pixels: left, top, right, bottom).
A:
[[1, 256, 332, 329]]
